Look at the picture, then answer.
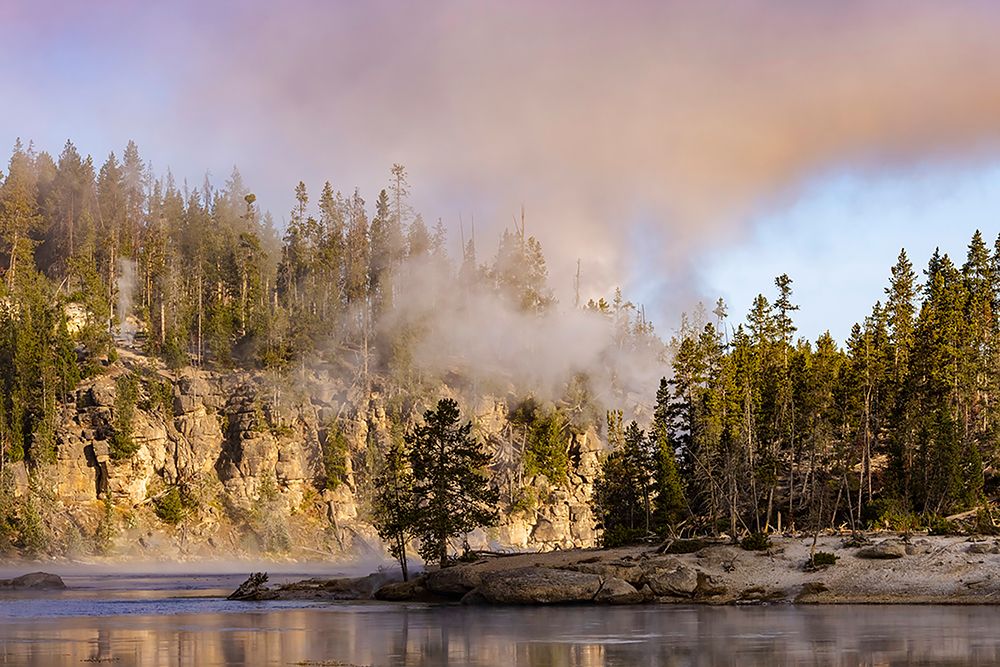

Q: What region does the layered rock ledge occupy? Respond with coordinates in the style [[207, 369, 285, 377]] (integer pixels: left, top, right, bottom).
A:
[[231, 533, 1000, 605]]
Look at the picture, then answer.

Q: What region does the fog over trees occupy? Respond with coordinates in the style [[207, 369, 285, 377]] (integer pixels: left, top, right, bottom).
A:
[[1, 138, 999, 545]]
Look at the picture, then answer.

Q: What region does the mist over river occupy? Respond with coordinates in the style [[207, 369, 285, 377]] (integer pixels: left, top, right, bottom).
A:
[[0, 571, 999, 666]]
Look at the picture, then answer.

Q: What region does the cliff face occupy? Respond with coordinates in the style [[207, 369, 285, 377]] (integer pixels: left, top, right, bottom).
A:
[[5, 355, 603, 561]]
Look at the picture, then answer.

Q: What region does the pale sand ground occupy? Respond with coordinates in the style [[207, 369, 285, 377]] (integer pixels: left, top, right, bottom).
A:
[[431, 533, 1000, 603]]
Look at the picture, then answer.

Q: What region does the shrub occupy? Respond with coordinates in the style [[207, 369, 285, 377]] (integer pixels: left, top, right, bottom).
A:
[[510, 486, 539, 515], [19, 494, 50, 557], [601, 525, 646, 548], [141, 377, 174, 419], [109, 372, 140, 460], [509, 399, 570, 483], [94, 497, 117, 553], [740, 531, 771, 551], [973, 509, 1000, 536], [320, 424, 350, 491], [153, 487, 198, 525], [0, 470, 16, 553], [806, 551, 838, 569], [926, 514, 957, 536], [161, 334, 188, 370], [153, 487, 186, 525], [865, 498, 919, 532], [253, 474, 290, 553]]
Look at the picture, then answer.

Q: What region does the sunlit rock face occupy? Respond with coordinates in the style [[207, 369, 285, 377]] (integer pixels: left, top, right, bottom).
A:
[[28, 360, 602, 560]]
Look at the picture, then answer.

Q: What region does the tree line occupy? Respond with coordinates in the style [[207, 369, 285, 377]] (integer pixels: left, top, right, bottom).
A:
[[0, 138, 605, 470], [5, 137, 999, 550], [595, 231, 1000, 544]]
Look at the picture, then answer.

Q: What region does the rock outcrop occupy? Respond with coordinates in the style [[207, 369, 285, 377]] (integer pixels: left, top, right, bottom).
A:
[[475, 567, 604, 604], [644, 562, 699, 597], [0, 572, 67, 590], [10, 354, 606, 559]]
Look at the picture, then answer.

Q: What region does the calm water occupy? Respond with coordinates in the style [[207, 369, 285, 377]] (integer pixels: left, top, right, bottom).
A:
[[1, 571, 1000, 666]]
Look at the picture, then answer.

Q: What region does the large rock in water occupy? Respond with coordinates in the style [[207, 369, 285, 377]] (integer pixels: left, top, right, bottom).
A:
[[274, 572, 397, 600], [594, 576, 644, 604], [0, 572, 67, 590], [857, 540, 906, 559], [424, 567, 484, 596], [644, 564, 699, 597], [475, 567, 603, 604]]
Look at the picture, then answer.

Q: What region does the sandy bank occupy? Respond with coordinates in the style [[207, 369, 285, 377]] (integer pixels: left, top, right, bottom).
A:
[[233, 533, 1000, 605]]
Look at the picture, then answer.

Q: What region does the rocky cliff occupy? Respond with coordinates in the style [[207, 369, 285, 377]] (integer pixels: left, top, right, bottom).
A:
[[3, 351, 604, 561]]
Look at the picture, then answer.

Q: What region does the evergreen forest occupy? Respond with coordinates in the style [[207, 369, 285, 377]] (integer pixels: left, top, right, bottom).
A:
[[1, 138, 1000, 544]]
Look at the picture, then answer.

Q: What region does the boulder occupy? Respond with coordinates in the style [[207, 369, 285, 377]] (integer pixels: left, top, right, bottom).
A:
[[967, 542, 997, 555], [475, 567, 603, 604], [88, 379, 117, 407], [460, 588, 489, 605], [274, 572, 397, 600], [644, 564, 699, 597], [857, 540, 906, 559], [568, 561, 644, 586], [694, 571, 728, 598], [594, 576, 644, 604], [173, 394, 200, 415], [0, 572, 67, 590], [424, 567, 484, 596], [374, 578, 432, 601]]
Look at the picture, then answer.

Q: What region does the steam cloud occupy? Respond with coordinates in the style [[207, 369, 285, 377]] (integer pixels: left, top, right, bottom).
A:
[[116, 258, 137, 343], [159, 0, 1000, 302], [8, 1, 1000, 406], [10, 1, 1000, 307], [384, 257, 665, 416]]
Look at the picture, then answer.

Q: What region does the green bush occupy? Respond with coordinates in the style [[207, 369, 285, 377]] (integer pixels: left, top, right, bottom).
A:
[[510, 486, 539, 515], [161, 334, 188, 370], [252, 474, 290, 552], [973, 509, 1000, 536], [141, 377, 174, 419], [926, 514, 957, 536], [509, 399, 570, 483], [153, 487, 196, 525], [109, 373, 140, 460], [0, 470, 16, 553], [320, 424, 350, 491], [865, 498, 919, 532], [601, 525, 646, 548], [19, 494, 49, 557], [740, 531, 771, 551], [807, 551, 838, 569], [94, 497, 117, 553]]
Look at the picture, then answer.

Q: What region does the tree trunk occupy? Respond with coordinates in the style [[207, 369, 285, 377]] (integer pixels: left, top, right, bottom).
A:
[[197, 273, 203, 366]]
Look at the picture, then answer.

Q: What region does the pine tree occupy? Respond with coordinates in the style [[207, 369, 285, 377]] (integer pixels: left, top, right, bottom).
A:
[[650, 378, 687, 532], [0, 140, 41, 289], [372, 436, 415, 580], [592, 412, 646, 546], [407, 398, 498, 566]]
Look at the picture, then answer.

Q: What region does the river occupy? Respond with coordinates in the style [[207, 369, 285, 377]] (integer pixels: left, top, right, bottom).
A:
[[1, 571, 999, 666]]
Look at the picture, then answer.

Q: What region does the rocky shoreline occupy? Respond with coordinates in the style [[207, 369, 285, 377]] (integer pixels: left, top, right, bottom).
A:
[[230, 533, 1000, 605]]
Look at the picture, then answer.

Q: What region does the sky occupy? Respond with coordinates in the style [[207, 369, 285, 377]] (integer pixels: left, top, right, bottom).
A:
[[4, 0, 1000, 343]]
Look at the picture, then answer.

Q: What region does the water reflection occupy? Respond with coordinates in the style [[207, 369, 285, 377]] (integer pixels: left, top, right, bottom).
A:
[[3, 597, 1000, 666]]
